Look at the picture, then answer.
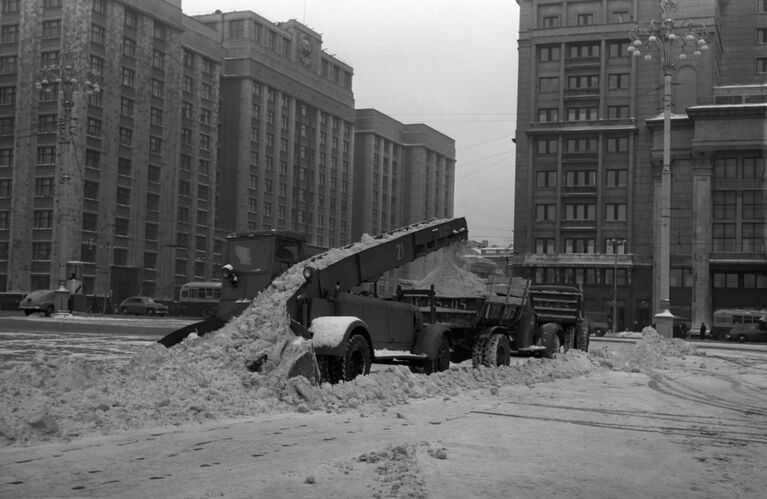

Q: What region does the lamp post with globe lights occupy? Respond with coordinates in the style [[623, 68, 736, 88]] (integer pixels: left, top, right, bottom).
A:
[[627, 0, 709, 339], [34, 48, 102, 313]]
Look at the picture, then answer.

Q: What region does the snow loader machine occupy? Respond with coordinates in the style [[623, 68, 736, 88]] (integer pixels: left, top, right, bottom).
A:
[[160, 217, 587, 384]]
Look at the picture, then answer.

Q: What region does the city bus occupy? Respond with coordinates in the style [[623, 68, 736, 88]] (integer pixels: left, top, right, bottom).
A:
[[177, 281, 221, 318], [712, 308, 767, 340]]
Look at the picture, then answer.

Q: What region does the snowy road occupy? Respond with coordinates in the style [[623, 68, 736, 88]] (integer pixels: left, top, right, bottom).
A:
[[2, 354, 766, 498]]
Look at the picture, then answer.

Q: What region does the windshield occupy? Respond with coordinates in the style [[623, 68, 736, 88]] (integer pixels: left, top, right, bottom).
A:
[[226, 237, 274, 271]]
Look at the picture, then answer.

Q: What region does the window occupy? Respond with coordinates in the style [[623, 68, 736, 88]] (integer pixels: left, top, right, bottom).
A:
[[536, 204, 556, 221], [149, 136, 162, 154], [0, 148, 11, 166], [606, 136, 629, 152], [202, 58, 213, 75], [0, 86, 16, 105], [120, 97, 134, 117], [565, 138, 597, 153], [538, 108, 558, 122], [125, 9, 137, 29], [148, 165, 160, 184], [605, 203, 627, 221], [759, 28, 767, 44], [608, 41, 627, 58], [119, 127, 132, 146], [565, 238, 595, 253], [539, 45, 560, 62], [608, 73, 630, 89], [535, 238, 555, 254], [150, 107, 163, 127], [611, 10, 630, 23], [742, 223, 765, 252], [536, 171, 556, 187], [117, 187, 130, 205], [541, 16, 560, 28], [32, 243, 51, 261], [712, 223, 736, 251], [568, 43, 600, 58], [91, 24, 106, 44], [0, 116, 12, 135], [742, 191, 765, 220], [201, 82, 212, 100], [37, 146, 55, 164], [34, 209, 53, 228], [179, 180, 190, 196], [200, 108, 211, 124], [742, 158, 766, 179], [146, 193, 159, 211], [153, 21, 166, 40], [118, 157, 131, 176], [757, 57, 767, 74], [42, 20, 61, 38], [151, 79, 164, 97], [564, 203, 596, 220], [86, 118, 101, 137], [183, 75, 193, 93], [41, 51, 59, 67], [36, 114, 56, 133], [606, 169, 628, 186], [0, 55, 16, 74], [228, 19, 244, 39], [1, 24, 19, 43], [539, 77, 559, 93], [567, 75, 599, 89], [536, 138, 558, 155], [1, 0, 19, 12], [92, 0, 105, 14], [152, 49, 165, 70], [200, 134, 210, 151], [713, 272, 739, 288], [607, 105, 629, 119], [713, 157, 738, 179], [83, 180, 99, 199], [567, 106, 598, 121], [577, 13, 594, 25], [713, 191, 737, 219], [565, 170, 596, 186], [760, 0, 767, 14], [181, 128, 192, 144], [115, 218, 129, 236], [123, 37, 136, 57], [85, 149, 100, 169], [182, 101, 193, 120], [122, 67, 135, 87], [0, 178, 10, 196], [183, 50, 194, 68]]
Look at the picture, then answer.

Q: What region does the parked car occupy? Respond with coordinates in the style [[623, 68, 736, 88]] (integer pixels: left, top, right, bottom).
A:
[[117, 296, 169, 316], [19, 289, 56, 317], [586, 316, 609, 336], [724, 317, 767, 343]]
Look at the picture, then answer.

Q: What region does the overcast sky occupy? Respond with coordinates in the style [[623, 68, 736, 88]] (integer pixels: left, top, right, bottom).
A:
[[183, 0, 519, 246]]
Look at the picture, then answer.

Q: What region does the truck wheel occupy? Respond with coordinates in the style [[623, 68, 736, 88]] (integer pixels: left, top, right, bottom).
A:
[[483, 334, 511, 367], [341, 334, 371, 382], [424, 336, 450, 374], [24, 310, 33, 316], [472, 336, 488, 368], [317, 355, 343, 384], [545, 334, 561, 359]]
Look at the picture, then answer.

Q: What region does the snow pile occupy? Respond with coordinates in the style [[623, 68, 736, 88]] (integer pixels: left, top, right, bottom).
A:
[[0, 348, 599, 446], [591, 328, 699, 372], [414, 252, 486, 297]]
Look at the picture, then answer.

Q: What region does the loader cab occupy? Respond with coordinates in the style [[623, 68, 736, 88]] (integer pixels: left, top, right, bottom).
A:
[[218, 230, 324, 319]]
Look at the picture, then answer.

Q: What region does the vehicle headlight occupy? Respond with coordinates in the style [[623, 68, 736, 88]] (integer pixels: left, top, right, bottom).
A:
[[221, 263, 238, 283]]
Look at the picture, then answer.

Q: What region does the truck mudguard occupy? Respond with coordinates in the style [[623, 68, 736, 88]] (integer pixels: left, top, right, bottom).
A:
[[412, 323, 452, 359], [310, 316, 371, 357]]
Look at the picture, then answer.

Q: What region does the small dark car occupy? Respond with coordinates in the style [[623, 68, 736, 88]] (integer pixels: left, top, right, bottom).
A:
[[117, 296, 169, 316], [724, 317, 767, 343]]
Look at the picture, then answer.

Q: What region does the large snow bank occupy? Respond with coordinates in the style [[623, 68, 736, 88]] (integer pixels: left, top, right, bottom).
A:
[[590, 328, 698, 371]]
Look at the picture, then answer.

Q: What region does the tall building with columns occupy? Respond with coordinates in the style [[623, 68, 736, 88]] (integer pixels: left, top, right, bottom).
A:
[[513, 0, 766, 331]]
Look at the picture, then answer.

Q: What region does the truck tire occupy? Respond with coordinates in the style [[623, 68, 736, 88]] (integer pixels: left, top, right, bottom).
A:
[[341, 334, 372, 382], [423, 335, 450, 374], [483, 334, 511, 367], [317, 355, 342, 384], [472, 336, 488, 368], [545, 334, 561, 359]]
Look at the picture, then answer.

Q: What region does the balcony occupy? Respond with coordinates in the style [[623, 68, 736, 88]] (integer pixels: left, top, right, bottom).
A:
[[564, 87, 600, 98], [564, 56, 600, 68], [559, 219, 597, 230], [528, 118, 636, 132]]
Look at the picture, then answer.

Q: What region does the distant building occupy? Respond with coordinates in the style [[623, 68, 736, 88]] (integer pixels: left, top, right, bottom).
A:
[[513, 0, 767, 330], [0, 0, 222, 304], [195, 11, 356, 249], [353, 108, 455, 240]]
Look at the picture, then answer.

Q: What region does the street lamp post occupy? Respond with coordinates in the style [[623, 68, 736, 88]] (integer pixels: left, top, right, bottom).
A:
[[610, 238, 626, 333], [34, 48, 101, 313], [627, 0, 709, 339]]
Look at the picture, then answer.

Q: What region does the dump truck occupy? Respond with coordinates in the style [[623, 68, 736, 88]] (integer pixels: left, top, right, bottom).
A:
[[160, 218, 587, 383]]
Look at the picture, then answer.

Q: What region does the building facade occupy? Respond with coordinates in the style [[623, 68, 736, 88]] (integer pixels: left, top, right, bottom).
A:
[[0, 0, 223, 304], [353, 108, 456, 240], [195, 11, 356, 250], [513, 0, 766, 330]]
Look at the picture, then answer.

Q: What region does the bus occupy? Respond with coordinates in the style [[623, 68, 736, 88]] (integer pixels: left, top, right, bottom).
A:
[[178, 281, 221, 318], [712, 308, 767, 340]]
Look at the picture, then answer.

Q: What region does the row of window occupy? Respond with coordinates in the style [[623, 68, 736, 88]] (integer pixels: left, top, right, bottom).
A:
[[539, 74, 630, 94], [532, 266, 631, 287], [535, 203, 627, 222], [534, 238, 628, 255], [538, 41, 628, 62], [535, 136, 629, 154], [537, 169, 628, 188]]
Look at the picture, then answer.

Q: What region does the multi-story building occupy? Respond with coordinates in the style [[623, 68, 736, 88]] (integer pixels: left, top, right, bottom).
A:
[[194, 11, 356, 250], [353, 108, 456, 240], [513, 0, 766, 330], [0, 0, 222, 304]]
